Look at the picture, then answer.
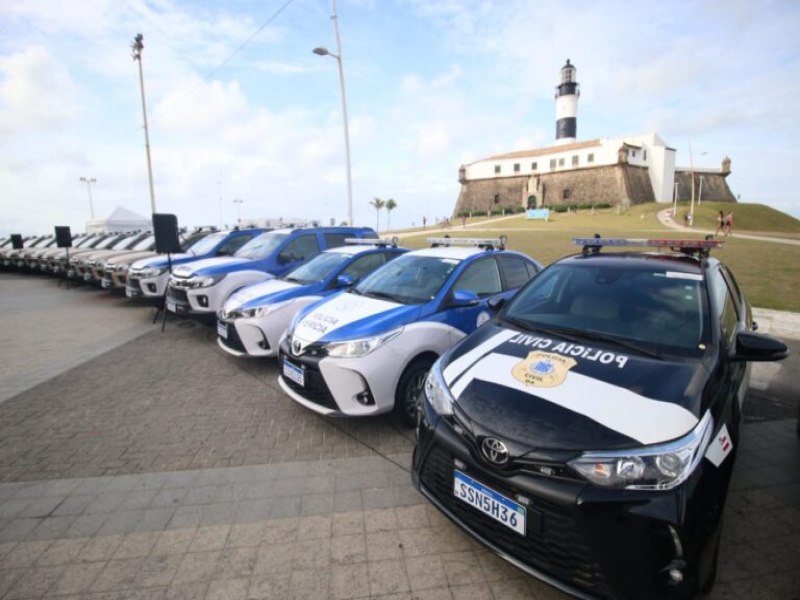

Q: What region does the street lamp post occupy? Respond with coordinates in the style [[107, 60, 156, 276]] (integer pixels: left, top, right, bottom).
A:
[[233, 198, 244, 223], [313, 0, 353, 227], [80, 177, 97, 219], [698, 175, 705, 205], [131, 33, 156, 215]]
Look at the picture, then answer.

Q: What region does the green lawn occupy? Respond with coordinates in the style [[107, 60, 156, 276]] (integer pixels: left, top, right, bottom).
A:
[[394, 203, 800, 312]]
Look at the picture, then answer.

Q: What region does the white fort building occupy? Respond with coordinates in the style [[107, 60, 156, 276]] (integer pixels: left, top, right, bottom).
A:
[[454, 60, 735, 216]]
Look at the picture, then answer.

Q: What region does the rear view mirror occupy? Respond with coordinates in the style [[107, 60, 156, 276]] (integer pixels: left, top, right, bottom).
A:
[[448, 289, 480, 308], [733, 331, 789, 362], [335, 274, 355, 288]]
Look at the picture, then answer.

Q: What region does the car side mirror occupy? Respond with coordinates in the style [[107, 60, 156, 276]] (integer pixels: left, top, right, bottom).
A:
[[488, 296, 506, 311], [732, 331, 789, 362], [335, 273, 355, 288], [448, 289, 480, 308]]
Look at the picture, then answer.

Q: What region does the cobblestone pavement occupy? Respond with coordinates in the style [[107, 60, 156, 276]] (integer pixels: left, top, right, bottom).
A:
[[0, 273, 798, 599]]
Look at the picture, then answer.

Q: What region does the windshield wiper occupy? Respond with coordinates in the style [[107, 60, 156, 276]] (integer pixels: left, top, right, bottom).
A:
[[284, 276, 305, 284], [362, 290, 407, 304]]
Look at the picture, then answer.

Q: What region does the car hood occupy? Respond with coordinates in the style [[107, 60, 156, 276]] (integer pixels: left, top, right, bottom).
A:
[[292, 292, 423, 349], [224, 279, 305, 311], [106, 251, 157, 266], [441, 323, 706, 451], [172, 257, 252, 278]]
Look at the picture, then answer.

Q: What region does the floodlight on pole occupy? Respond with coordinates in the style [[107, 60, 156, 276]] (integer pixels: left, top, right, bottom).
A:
[[80, 177, 97, 219], [131, 33, 156, 215], [313, 0, 353, 226]]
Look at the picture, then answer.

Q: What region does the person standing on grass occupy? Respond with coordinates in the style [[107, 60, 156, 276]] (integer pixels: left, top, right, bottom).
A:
[[724, 210, 734, 237], [715, 210, 725, 236]]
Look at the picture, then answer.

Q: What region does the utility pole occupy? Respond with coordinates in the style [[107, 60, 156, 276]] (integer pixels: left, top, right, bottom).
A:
[[80, 177, 97, 219], [131, 33, 156, 215]]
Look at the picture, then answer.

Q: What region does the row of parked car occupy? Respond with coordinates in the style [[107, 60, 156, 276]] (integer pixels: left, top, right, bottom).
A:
[[0, 226, 790, 600]]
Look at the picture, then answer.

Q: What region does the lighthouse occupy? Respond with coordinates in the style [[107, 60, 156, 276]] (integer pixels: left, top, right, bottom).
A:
[[555, 59, 579, 145]]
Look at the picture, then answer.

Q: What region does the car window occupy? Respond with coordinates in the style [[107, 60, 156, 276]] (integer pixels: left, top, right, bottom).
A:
[[285, 252, 350, 285], [453, 258, 502, 298], [323, 233, 349, 248], [282, 235, 320, 262], [219, 234, 255, 256], [498, 255, 537, 290], [503, 262, 709, 354], [341, 252, 389, 282], [356, 254, 460, 304], [234, 231, 289, 260], [707, 266, 739, 345]]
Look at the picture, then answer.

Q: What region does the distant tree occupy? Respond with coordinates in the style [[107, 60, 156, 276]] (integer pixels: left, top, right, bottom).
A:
[[370, 197, 385, 231], [385, 198, 397, 230]]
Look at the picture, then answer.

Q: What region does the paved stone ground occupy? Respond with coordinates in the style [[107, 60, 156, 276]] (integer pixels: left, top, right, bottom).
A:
[[0, 273, 798, 599]]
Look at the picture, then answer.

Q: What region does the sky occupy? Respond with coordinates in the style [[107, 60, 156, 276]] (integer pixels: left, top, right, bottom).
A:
[[2, 0, 800, 237]]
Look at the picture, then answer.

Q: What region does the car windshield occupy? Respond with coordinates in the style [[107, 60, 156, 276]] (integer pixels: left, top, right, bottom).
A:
[[235, 231, 289, 260], [132, 235, 155, 251], [180, 231, 210, 251], [354, 254, 460, 304], [110, 235, 139, 250], [502, 261, 710, 355], [284, 251, 350, 285], [186, 231, 227, 255], [94, 235, 123, 249]]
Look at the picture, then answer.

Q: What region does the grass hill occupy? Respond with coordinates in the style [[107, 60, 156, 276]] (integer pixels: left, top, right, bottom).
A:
[[392, 202, 800, 312]]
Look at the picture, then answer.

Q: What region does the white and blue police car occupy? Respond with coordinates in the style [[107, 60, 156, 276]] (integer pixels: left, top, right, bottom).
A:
[[278, 237, 542, 426], [165, 227, 376, 319], [412, 237, 789, 599], [217, 239, 408, 357], [125, 228, 263, 304]]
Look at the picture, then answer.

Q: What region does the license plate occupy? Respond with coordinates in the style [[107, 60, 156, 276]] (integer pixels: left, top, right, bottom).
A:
[[166, 299, 177, 313], [217, 321, 228, 339], [83, 273, 92, 281], [102, 279, 111, 289], [282, 360, 304, 387], [453, 470, 526, 535]]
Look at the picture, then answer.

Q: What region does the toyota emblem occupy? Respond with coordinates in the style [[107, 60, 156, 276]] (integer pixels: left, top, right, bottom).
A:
[[292, 339, 302, 355], [481, 437, 509, 465]]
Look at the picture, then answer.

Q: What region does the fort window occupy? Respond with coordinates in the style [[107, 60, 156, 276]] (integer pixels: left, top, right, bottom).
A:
[[558, 158, 565, 167], [531, 161, 538, 171], [572, 155, 579, 166], [494, 165, 501, 174], [588, 153, 595, 163], [563, 189, 571, 200], [550, 159, 557, 169], [643, 150, 647, 160], [513, 163, 520, 173]]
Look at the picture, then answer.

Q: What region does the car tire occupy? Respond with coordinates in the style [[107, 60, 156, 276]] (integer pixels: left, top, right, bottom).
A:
[[393, 358, 434, 428]]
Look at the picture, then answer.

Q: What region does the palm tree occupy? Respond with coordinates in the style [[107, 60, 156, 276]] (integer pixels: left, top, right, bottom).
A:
[[385, 198, 397, 231], [370, 197, 385, 231]]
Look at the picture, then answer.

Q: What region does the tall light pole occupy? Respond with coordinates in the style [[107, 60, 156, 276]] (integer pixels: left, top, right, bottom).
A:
[[698, 175, 705, 205], [217, 181, 223, 228], [233, 198, 244, 223], [673, 181, 680, 217], [313, 0, 353, 226], [131, 33, 156, 215], [80, 176, 97, 219]]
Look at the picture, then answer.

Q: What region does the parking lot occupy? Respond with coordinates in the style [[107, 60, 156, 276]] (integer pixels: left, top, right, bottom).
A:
[[0, 272, 798, 599]]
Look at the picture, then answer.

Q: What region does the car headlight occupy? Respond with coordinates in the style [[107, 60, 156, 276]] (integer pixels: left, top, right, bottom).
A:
[[241, 299, 293, 319], [324, 327, 403, 358], [188, 274, 225, 288], [423, 358, 455, 416], [136, 266, 167, 278], [568, 410, 714, 491]]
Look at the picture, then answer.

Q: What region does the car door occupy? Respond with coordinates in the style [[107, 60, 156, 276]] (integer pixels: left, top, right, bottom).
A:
[[439, 256, 504, 344]]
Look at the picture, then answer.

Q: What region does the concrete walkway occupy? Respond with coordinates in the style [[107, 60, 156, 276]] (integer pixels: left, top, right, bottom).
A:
[[656, 208, 800, 246]]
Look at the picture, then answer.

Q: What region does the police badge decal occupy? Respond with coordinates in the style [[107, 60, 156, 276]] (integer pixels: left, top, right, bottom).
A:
[[511, 351, 576, 388]]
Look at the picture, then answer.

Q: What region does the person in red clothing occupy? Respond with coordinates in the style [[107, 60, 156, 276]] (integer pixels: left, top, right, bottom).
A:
[[724, 210, 734, 236], [715, 210, 725, 236]]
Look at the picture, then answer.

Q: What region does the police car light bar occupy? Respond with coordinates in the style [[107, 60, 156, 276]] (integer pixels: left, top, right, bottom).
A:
[[573, 237, 723, 257], [344, 237, 399, 247], [427, 236, 507, 250]]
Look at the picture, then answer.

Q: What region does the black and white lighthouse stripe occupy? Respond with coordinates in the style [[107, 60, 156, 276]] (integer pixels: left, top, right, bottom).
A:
[[555, 59, 579, 145]]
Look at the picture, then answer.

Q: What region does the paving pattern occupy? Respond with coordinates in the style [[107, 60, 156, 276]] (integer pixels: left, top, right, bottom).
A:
[[0, 273, 798, 599]]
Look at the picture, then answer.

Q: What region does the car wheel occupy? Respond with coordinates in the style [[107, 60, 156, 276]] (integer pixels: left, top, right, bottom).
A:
[[393, 358, 434, 428]]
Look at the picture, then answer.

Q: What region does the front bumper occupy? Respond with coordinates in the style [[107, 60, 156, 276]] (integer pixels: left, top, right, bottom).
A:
[[411, 398, 729, 600], [217, 317, 275, 357]]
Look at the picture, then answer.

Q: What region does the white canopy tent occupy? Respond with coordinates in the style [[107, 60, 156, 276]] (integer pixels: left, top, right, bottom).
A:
[[86, 206, 151, 233]]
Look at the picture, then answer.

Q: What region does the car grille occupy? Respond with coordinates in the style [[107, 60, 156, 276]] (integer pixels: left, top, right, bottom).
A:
[[279, 353, 339, 411], [167, 287, 189, 304], [419, 445, 611, 597], [127, 277, 142, 292]]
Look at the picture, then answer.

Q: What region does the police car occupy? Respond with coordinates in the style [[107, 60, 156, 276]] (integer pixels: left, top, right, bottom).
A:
[[411, 237, 789, 599], [165, 227, 376, 319], [217, 239, 408, 357], [125, 228, 262, 303], [278, 237, 542, 426]]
